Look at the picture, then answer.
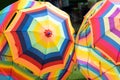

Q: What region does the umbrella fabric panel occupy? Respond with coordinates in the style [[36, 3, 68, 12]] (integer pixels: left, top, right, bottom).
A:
[[0, 0, 40, 31], [40, 50, 76, 80], [0, 61, 39, 80], [89, 0, 120, 64], [75, 45, 120, 80]]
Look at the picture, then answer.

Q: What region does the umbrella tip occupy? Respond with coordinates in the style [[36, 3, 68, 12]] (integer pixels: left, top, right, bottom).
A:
[[44, 29, 52, 37]]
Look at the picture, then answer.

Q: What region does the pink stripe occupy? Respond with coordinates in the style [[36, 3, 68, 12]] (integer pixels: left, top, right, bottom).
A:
[[95, 38, 118, 63], [92, 0, 111, 18], [90, 0, 112, 44]]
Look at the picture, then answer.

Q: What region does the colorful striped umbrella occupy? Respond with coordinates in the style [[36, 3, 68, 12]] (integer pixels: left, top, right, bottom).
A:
[[75, 0, 120, 79], [75, 45, 120, 80], [89, 0, 120, 65], [0, 0, 40, 61], [4, 1, 74, 77], [0, 61, 39, 80]]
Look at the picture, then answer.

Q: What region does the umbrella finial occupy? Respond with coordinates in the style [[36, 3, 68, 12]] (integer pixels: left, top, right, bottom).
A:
[[44, 29, 52, 37]]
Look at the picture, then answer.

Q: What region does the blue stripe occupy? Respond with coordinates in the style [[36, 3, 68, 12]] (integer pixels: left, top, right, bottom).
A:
[[44, 38, 69, 59], [59, 52, 74, 79], [29, 9, 48, 17], [87, 63, 108, 80], [17, 31, 45, 64], [102, 35, 120, 51], [99, 4, 114, 36], [0, 12, 7, 24], [98, 4, 120, 50], [0, 75, 13, 80], [25, 1, 34, 8], [78, 61, 108, 80], [0, 5, 11, 24], [18, 14, 33, 31]]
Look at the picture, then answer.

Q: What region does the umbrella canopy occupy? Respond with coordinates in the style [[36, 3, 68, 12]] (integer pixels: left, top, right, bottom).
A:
[[0, 61, 39, 80], [4, 1, 74, 76], [89, 0, 120, 65], [75, 45, 120, 80]]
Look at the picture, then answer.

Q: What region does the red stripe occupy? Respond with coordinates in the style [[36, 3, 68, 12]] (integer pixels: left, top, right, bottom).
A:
[[11, 68, 28, 80], [11, 32, 42, 69], [20, 54, 42, 68], [95, 38, 118, 63], [43, 60, 63, 68], [90, 0, 112, 44], [12, 12, 26, 31], [0, 67, 11, 76]]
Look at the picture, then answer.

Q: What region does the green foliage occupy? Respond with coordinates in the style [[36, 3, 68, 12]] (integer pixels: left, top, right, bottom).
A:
[[67, 65, 86, 80]]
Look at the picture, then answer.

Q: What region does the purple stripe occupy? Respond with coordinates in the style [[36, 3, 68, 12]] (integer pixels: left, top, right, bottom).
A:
[[77, 59, 109, 80], [77, 59, 87, 65], [109, 8, 120, 37]]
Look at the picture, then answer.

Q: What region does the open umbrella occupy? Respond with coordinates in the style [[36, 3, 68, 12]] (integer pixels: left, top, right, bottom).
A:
[[75, 45, 120, 80], [89, 0, 120, 65], [0, 61, 39, 80], [4, 1, 74, 77]]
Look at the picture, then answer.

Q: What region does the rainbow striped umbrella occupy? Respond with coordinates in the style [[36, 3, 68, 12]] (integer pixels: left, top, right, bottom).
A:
[[0, 61, 39, 80], [4, 1, 74, 77], [75, 45, 120, 80], [89, 0, 120, 65], [75, 0, 120, 79], [0, 0, 40, 61]]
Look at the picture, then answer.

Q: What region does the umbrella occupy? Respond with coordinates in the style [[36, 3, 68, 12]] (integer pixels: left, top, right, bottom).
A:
[[75, 45, 120, 80], [0, 61, 39, 80], [4, 1, 74, 77], [89, 0, 120, 65]]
